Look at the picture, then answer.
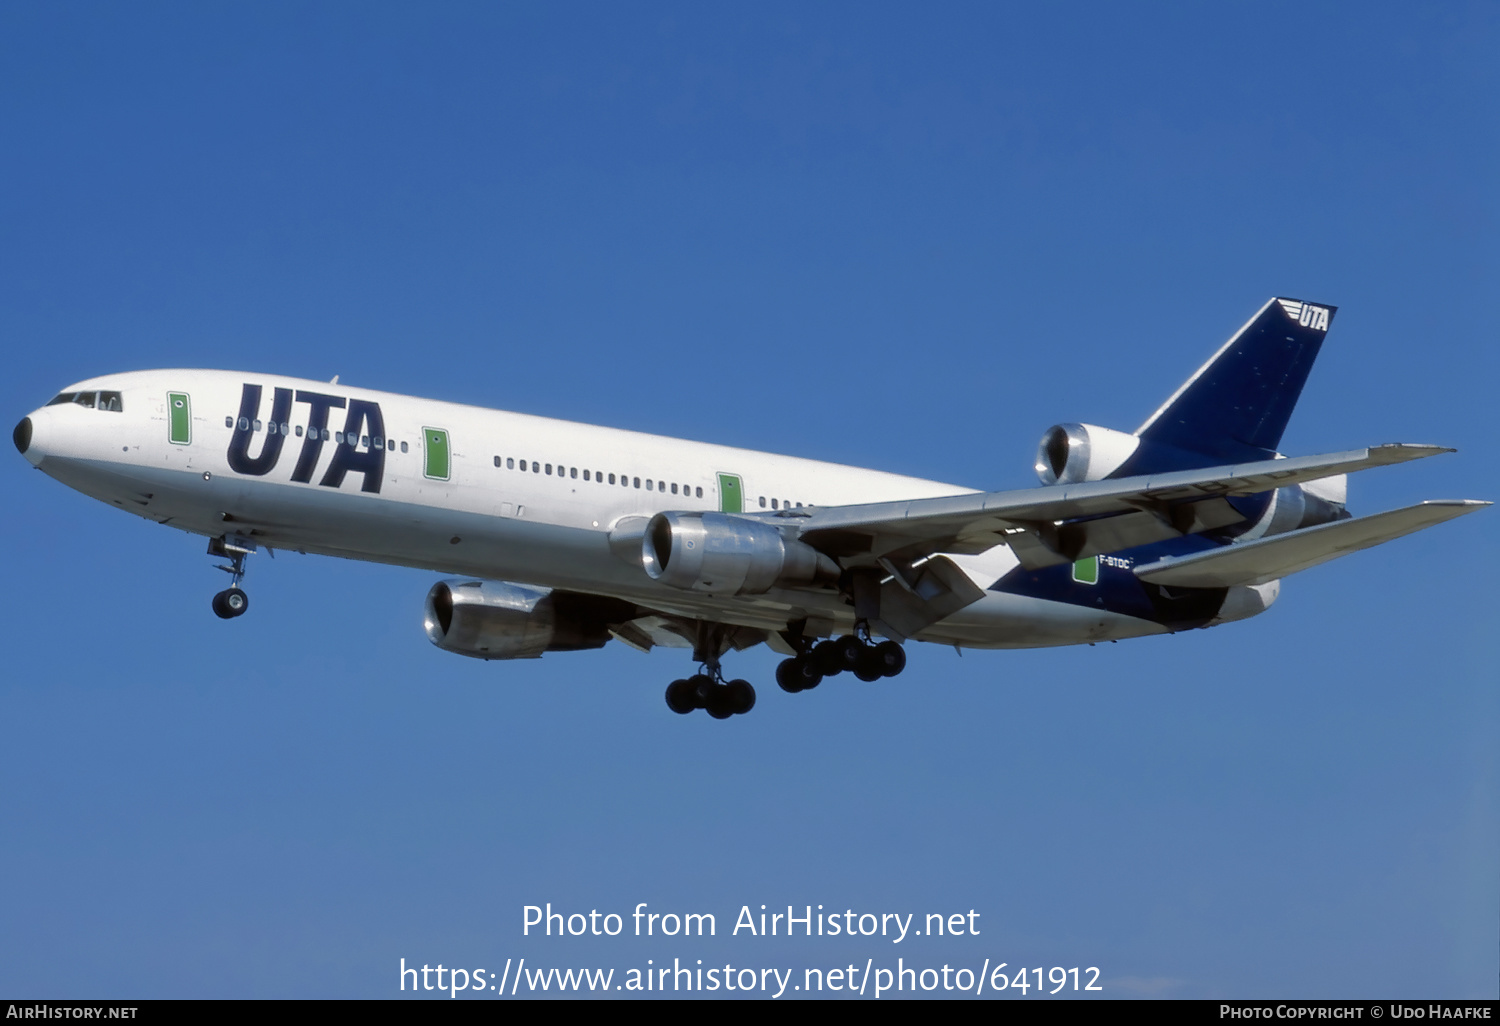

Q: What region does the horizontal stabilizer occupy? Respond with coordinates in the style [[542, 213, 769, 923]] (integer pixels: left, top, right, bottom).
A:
[[1133, 500, 1490, 588]]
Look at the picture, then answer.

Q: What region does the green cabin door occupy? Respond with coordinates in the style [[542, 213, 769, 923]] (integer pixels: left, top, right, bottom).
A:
[[717, 472, 743, 513]]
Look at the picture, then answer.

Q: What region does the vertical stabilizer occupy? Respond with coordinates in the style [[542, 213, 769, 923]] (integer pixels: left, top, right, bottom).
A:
[[1133, 297, 1336, 466]]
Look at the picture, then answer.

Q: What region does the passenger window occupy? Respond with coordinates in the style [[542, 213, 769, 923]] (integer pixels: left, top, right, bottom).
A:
[[400, 441, 408, 453], [360, 436, 369, 447], [583, 470, 590, 481], [335, 431, 343, 444], [633, 477, 640, 488], [297, 426, 304, 437], [771, 498, 778, 509], [546, 464, 552, 475], [532, 461, 539, 472], [796, 502, 803, 508], [73, 392, 96, 408], [493, 456, 500, 467], [671, 483, 678, 495], [760, 496, 766, 508], [386, 438, 394, 450], [225, 416, 234, 428], [373, 435, 383, 448], [267, 422, 278, 436], [646, 479, 653, 491], [608, 473, 615, 484], [570, 467, 577, 479], [506, 457, 514, 469], [695, 487, 702, 498]]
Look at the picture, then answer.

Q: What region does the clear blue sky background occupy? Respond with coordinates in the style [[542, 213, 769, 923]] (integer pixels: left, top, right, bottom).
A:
[[1, 1, 1495, 999]]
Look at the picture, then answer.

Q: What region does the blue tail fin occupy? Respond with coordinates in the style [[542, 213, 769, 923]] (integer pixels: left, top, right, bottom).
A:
[[1126, 297, 1336, 471]]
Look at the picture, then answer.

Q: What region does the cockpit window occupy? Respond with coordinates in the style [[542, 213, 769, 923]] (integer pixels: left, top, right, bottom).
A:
[[44, 390, 123, 411]]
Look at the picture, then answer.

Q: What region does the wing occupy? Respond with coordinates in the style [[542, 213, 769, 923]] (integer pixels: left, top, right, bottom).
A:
[[770, 443, 1453, 571]]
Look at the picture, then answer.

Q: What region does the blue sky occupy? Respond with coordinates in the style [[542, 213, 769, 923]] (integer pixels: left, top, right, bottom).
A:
[[1, 1, 1495, 999]]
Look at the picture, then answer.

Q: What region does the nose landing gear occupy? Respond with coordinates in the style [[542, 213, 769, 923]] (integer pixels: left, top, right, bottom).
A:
[[208, 534, 256, 619]]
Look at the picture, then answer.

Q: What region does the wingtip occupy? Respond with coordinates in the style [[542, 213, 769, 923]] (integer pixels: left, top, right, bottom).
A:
[[1417, 499, 1492, 514], [1369, 443, 1457, 462]]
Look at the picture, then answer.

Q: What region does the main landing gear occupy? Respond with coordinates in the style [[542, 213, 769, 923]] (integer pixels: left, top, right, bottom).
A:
[[663, 621, 757, 719], [665, 673, 756, 719], [660, 622, 910, 717], [208, 535, 255, 620], [776, 628, 907, 693]]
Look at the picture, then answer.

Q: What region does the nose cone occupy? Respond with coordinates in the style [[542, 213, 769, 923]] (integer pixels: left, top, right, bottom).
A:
[[14, 415, 44, 467]]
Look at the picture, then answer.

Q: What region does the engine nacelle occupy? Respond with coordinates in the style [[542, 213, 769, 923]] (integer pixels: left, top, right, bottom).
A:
[[642, 511, 840, 595], [1209, 581, 1282, 625], [423, 580, 612, 660], [1035, 423, 1141, 485]]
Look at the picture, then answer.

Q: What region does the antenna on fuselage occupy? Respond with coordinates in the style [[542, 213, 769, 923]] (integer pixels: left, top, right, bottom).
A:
[[330, 375, 339, 384]]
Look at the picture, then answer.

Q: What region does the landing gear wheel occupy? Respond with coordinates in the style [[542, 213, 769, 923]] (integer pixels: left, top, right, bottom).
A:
[[726, 679, 756, 715], [212, 588, 249, 619], [833, 634, 865, 672], [792, 657, 822, 691], [688, 674, 716, 709], [812, 639, 847, 676], [853, 646, 884, 682], [704, 683, 734, 719], [872, 640, 907, 677], [665, 678, 696, 714], [776, 659, 804, 693]]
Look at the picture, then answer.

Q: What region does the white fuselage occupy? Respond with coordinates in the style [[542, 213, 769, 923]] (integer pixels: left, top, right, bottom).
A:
[[17, 369, 1170, 649]]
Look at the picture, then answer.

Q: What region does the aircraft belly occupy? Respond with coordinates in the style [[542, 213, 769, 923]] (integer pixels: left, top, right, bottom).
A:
[[912, 591, 1167, 649]]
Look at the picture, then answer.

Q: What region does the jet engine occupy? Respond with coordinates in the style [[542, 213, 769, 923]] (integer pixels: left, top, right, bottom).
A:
[[1034, 423, 1141, 485], [423, 580, 625, 660], [642, 511, 839, 595]]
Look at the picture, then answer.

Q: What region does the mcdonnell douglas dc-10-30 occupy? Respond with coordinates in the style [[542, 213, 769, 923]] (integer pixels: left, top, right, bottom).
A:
[[13, 298, 1487, 718]]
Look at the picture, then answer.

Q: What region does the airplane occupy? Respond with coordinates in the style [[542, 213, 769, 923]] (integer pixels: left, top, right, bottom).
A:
[[11, 297, 1488, 719]]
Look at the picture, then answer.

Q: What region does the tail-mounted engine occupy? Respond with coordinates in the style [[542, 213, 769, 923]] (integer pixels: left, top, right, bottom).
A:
[[424, 580, 627, 660], [1034, 423, 1141, 485], [643, 511, 840, 595]]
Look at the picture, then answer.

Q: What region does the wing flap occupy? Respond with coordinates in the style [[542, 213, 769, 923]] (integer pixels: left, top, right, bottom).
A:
[[1131, 500, 1490, 588]]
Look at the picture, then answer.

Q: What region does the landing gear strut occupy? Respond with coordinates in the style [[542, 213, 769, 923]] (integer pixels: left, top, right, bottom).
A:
[[776, 623, 906, 693], [208, 535, 255, 620]]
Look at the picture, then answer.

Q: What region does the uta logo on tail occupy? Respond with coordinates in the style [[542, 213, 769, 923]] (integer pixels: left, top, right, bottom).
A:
[[1276, 299, 1331, 331]]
